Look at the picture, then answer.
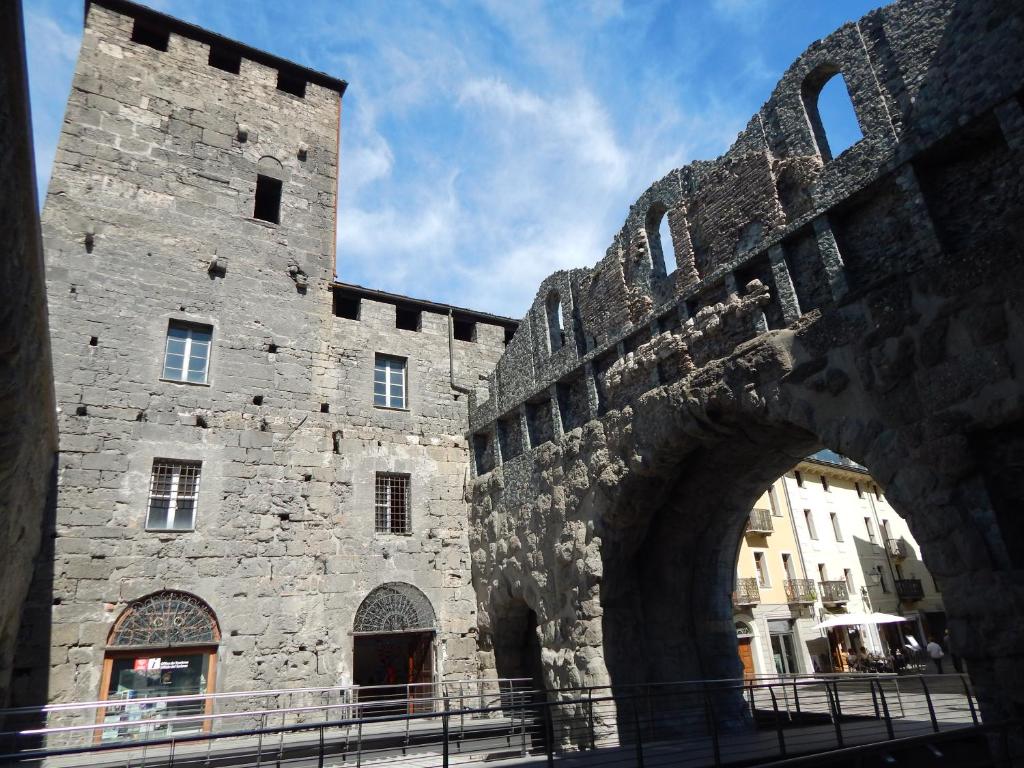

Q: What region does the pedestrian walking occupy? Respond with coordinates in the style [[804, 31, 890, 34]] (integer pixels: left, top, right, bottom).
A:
[[944, 628, 963, 673], [926, 636, 944, 674]]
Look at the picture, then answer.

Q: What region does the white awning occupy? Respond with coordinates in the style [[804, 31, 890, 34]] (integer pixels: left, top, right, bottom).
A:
[[813, 612, 908, 629]]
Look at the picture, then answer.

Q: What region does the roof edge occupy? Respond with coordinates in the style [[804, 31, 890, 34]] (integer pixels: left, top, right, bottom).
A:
[[84, 0, 348, 96], [333, 282, 520, 328]]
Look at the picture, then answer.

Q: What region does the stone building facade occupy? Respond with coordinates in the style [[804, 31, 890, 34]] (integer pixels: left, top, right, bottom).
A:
[[18, 0, 515, 714]]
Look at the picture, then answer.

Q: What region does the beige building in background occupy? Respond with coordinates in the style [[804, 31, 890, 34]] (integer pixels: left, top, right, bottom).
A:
[[735, 451, 947, 675]]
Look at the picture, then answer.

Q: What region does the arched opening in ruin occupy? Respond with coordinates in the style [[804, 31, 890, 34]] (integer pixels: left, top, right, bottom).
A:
[[352, 582, 437, 714], [101, 591, 220, 733], [546, 291, 564, 353], [644, 203, 671, 278], [801, 68, 863, 162], [492, 600, 545, 693]]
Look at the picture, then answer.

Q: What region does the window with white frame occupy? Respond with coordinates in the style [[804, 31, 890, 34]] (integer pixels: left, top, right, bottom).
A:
[[146, 460, 201, 531], [373, 354, 407, 409], [163, 321, 212, 384], [830, 512, 843, 542], [804, 509, 818, 540], [375, 473, 410, 534], [753, 551, 770, 588], [865, 516, 877, 543]]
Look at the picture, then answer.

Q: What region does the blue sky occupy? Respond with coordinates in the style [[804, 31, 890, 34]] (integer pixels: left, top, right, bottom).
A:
[[24, 0, 880, 318]]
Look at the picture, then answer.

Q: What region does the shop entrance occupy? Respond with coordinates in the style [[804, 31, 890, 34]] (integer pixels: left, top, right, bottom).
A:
[[352, 583, 438, 715], [768, 620, 799, 674], [353, 631, 435, 713]]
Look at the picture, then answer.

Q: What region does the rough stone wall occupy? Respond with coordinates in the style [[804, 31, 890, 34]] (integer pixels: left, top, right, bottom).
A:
[[468, 0, 1024, 727], [0, 0, 59, 708], [20, 0, 510, 715]]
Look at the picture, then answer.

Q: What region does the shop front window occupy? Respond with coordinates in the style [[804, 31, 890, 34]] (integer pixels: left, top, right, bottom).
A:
[[99, 591, 220, 741]]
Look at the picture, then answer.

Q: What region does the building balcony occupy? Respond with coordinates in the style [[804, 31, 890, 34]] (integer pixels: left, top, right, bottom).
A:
[[886, 538, 909, 559], [746, 508, 774, 534], [896, 578, 924, 601], [818, 580, 849, 605], [733, 577, 761, 607], [784, 579, 817, 604]]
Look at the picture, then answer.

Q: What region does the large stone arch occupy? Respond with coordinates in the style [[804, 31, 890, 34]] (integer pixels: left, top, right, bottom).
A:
[[468, 0, 1024, 729]]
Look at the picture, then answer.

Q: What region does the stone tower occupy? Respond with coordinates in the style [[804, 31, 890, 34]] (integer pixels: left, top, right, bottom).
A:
[[19, 0, 513, 714]]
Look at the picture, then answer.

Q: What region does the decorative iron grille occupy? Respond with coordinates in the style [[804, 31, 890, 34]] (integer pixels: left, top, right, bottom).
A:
[[375, 473, 410, 534], [733, 577, 760, 606], [818, 580, 850, 604], [784, 579, 817, 603], [109, 591, 219, 647], [353, 582, 436, 633], [146, 459, 201, 530]]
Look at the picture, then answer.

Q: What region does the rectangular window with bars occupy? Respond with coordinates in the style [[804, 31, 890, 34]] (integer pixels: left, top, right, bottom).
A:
[[375, 473, 410, 534], [163, 321, 212, 384], [146, 459, 201, 531], [373, 354, 407, 409]]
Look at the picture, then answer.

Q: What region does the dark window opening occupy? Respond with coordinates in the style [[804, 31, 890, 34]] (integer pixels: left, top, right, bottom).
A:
[[504, 326, 516, 346], [334, 292, 361, 320], [473, 433, 494, 475], [254, 175, 282, 223], [131, 21, 169, 51], [795, 470, 804, 487], [396, 305, 422, 332], [208, 47, 241, 74], [277, 71, 306, 98], [454, 317, 476, 342]]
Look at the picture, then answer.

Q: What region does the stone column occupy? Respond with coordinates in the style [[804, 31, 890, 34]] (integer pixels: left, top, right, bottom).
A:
[[548, 384, 564, 442], [583, 362, 600, 419], [668, 206, 700, 290], [518, 404, 531, 450], [812, 215, 849, 301], [768, 244, 801, 324], [892, 165, 942, 263]]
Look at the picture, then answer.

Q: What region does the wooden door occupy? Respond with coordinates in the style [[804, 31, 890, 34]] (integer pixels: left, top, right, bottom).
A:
[[737, 638, 756, 678]]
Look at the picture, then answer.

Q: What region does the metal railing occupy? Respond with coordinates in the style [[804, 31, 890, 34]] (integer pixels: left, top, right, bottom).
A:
[[0, 673, 990, 768], [818, 580, 849, 604], [896, 578, 925, 600], [747, 508, 774, 534], [783, 579, 816, 604], [886, 538, 909, 559], [734, 577, 761, 605]]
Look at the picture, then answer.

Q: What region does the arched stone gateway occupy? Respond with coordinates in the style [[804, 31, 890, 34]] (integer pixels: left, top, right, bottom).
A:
[[467, 0, 1024, 731]]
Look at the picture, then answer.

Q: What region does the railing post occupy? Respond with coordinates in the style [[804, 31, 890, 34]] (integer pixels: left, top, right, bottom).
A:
[[919, 677, 940, 733], [703, 686, 721, 767], [356, 718, 363, 768], [870, 678, 880, 719], [874, 679, 895, 740], [544, 699, 555, 768], [587, 691, 595, 750], [792, 680, 801, 720], [256, 712, 265, 768], [825, 680, 844, 748], [768, 685, 787, 758], [632, 701, 644, 768], [961, 675, 979, 725], [443, 699, 450, 768], [318, 723, 325, 768]]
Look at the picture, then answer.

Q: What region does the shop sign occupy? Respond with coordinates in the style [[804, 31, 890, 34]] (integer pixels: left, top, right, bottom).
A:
[[132, 657, 190, 671]]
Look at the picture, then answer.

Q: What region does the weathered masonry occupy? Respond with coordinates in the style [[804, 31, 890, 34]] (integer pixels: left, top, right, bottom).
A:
[[17, 0, 516, 718], [468, 0, 1024, 727]]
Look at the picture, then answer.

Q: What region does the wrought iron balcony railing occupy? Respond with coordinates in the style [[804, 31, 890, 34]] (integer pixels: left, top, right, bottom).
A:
[[886, 538, 909, 559], [733, 577, 761, 606], [896, 578, 924, 601], [746, 508, 774, 534], [818, 580, 849, 605], [784, 579, 816, 604]]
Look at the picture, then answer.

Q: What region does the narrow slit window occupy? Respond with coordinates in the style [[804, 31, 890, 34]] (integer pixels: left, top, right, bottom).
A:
[[375, 473, 410, 534], [374, 354, 407, 409], [254, 175, 282, 223], [146, 460, 201, 531], [163, 321, 212, 384], [546, 292, 564, 353], [805, 509, 818, 540]]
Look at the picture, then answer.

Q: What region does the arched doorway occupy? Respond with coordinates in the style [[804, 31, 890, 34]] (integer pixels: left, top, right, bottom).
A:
[[99, 591, 219, 735], [352, 583, 436, 713]]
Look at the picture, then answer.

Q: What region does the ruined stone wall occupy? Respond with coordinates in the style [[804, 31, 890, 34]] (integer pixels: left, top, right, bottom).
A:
[[467, 0, 1024, 724], [21, 0, 510, 713], [0, 0, 58, 707]]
